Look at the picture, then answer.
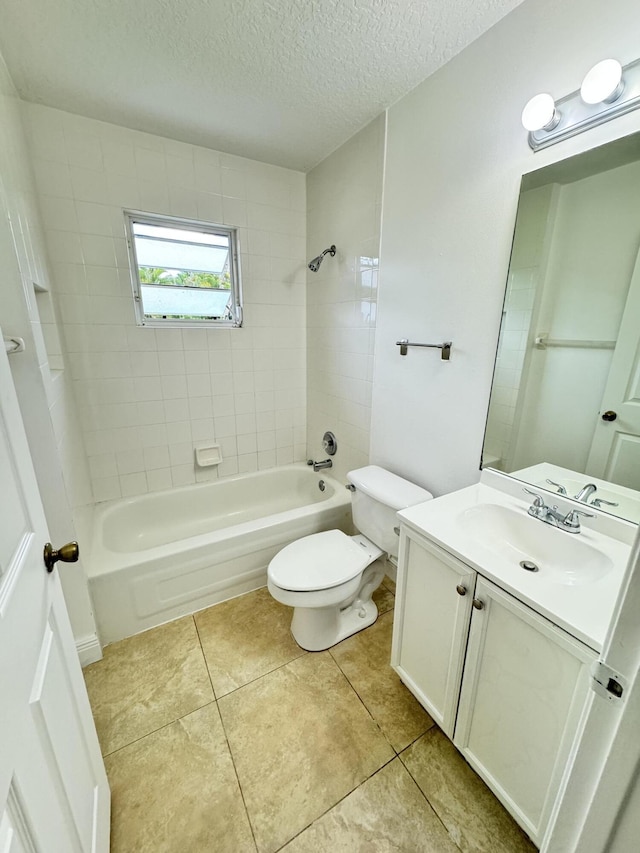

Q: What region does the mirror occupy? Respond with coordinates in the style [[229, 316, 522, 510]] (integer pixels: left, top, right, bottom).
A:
[[482, 132, 640, 523]]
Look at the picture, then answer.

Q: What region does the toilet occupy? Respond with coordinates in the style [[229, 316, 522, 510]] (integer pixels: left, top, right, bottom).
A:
[[267, 465, 433, 651]]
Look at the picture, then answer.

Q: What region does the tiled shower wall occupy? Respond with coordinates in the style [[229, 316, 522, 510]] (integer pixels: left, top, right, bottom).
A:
[[305, 115, 385, 481], [24, 104, 307, 501]]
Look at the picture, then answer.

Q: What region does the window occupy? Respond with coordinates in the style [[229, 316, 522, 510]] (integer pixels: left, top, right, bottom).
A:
[[125, 211, 242, 326]]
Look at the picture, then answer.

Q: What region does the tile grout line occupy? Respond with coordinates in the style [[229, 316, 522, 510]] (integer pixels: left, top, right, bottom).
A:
[[98, 603, 395, 763], [101, 696, 218, 759], [397, 741, 463, 852], [328, 627, 411, 757], [271, 754, 399, 853], [215, 702, 260, 852], [97, 616, 218, 759], [192, 614, 259, 850], [213, 647, 308, 701], [207, 618, 396, 852], [327, 646, 400, 761], [192, 614, 217, 699]]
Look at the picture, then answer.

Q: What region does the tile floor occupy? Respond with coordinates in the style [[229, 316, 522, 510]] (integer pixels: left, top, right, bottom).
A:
[[84, 570, 537, 852]]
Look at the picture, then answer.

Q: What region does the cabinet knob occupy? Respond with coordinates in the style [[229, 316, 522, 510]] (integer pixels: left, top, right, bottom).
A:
[[456, 584, 467, 596], [472, 598, 484, 610]]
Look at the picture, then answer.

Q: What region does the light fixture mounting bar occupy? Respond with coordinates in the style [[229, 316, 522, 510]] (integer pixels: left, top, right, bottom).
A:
[[528, 57, 640, 151]]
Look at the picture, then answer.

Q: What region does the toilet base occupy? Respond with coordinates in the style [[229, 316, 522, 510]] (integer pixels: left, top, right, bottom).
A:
[[290, 597, 379, 652]]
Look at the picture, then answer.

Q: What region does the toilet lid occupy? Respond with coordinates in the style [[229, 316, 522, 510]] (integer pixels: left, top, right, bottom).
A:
[[269, 530, 376, 592]]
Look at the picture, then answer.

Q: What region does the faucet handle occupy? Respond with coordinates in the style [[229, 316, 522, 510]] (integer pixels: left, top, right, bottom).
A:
[[563, 508, 596, 531], [523, 487, 546, 508], [591, 498, 619, 508], [545, 479, 567, 495]]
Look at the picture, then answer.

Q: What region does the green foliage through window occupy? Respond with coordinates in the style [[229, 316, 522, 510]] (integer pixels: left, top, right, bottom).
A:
[[138, 267, 231, 289]]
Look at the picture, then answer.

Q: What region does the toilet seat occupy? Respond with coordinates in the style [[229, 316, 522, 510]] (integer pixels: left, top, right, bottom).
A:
[[268, 530, 379, 592]]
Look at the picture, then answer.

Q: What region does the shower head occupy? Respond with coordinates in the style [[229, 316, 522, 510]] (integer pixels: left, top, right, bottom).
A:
[[308, 245, 336, 272]]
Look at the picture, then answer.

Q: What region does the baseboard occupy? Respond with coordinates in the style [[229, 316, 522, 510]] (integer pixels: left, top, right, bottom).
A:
[[384, 556, 398, 583], [76, 633, 103, 667]]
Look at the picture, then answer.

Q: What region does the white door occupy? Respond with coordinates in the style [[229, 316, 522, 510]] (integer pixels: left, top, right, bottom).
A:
[[391, 529, 475, 737], [453, 577, 594, 847], [587, 244, 640, 488], [0, 336, 109, 852]]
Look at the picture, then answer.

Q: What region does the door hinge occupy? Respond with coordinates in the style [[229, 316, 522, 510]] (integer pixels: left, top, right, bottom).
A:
[[591, 660, 626, 703]]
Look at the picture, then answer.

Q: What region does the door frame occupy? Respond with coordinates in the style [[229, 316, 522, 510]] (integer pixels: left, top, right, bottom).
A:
[[544, 532, 640, 851]]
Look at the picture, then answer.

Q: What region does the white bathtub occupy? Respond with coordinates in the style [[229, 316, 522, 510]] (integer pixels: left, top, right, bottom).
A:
[[86, 464, 351, 644]]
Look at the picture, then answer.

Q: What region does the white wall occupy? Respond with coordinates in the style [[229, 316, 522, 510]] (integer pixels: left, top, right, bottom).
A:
[[371, 0, 640, 496], [24, 104, 307, 501], [306, 115, 385, 481], [0, 56, 97, 647]]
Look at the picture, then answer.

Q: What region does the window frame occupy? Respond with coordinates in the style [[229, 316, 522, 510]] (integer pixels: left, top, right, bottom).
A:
[[124, 209, 243, 328]]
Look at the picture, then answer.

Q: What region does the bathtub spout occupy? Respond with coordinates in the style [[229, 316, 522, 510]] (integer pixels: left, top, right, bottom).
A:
[[308, 459, 333, 472]]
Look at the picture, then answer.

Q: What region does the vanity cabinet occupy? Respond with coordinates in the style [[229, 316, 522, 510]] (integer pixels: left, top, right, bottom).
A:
[[391, 528, 475, 737], [392, 527, 596, 847]]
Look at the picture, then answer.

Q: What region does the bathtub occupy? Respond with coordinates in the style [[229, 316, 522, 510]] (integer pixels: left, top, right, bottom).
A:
[[86, 464, 351, 644]]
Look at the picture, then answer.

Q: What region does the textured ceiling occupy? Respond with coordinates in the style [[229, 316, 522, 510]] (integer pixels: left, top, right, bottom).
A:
[[0, 0, 524, 171]]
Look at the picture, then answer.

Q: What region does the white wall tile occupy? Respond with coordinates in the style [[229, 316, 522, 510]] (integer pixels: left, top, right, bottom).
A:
[[305, 115, 384, 482], [120, 471, 148, 497], [191, 418, 214, 440], [171, 464, 195, 486], [147, 467, 172, 492], [27, 104, 307, 496], [166, 421, 192, 444], [92, 475, 121, 502], [143, 445, 170, 470]]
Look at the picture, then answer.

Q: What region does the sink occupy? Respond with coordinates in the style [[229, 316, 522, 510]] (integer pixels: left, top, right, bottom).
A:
[[398, 467, 633, 651], [461, 503, 614, 586]]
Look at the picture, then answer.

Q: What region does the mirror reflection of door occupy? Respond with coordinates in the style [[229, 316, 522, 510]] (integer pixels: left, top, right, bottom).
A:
[[586, 247, 640, 487], [482, 133, 640, 520]]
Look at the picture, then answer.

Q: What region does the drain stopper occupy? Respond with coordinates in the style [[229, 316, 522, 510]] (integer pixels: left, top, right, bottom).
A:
[[520, 560, 539, 572]]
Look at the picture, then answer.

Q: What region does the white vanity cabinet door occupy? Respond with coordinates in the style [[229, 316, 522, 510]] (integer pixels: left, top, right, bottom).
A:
[[391, 528, 475, 737], [453, 577, 595, 847]]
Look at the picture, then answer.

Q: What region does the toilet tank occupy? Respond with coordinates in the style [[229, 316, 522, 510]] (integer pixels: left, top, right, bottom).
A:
[[347, 466, 433, 557]]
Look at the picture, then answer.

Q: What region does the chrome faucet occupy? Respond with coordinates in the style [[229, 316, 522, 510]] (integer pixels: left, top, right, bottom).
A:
[[546, 478, 567, 495], [574, 483, 597, 503], [308, 458, 332, 472], [523, 488, 594, 534]]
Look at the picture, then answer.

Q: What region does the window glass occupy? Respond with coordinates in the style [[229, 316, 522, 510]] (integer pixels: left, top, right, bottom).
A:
[[125, 212, 242, 326]]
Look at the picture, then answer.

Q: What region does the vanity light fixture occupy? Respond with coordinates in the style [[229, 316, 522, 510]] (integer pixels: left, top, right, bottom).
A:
[[580, 59, 624, 105], [523, 56, 640, 151], [521, 93, 560, 132]]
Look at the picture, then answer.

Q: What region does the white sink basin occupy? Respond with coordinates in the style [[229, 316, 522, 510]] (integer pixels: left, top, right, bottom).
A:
[[460, 503, 614, 586], [397, 468, 634, 651]]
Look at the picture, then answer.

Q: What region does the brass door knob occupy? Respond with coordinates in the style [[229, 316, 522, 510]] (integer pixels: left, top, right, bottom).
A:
[[44, 541, 79, 573], [472, 598, 484, 610], [456, 584, 467, 596], [602, 411, 617, 422]]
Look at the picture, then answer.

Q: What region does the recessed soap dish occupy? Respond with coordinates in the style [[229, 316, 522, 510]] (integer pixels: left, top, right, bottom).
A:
[[194, 443, 222, 468]]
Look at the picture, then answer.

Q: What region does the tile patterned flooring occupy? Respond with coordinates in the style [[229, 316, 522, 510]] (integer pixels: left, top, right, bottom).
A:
[[84, 572, 537, 852]]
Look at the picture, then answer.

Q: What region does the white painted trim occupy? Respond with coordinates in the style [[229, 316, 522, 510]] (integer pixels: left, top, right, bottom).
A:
[[76, 634, 103, 667], [544, 532, 640, 851]]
